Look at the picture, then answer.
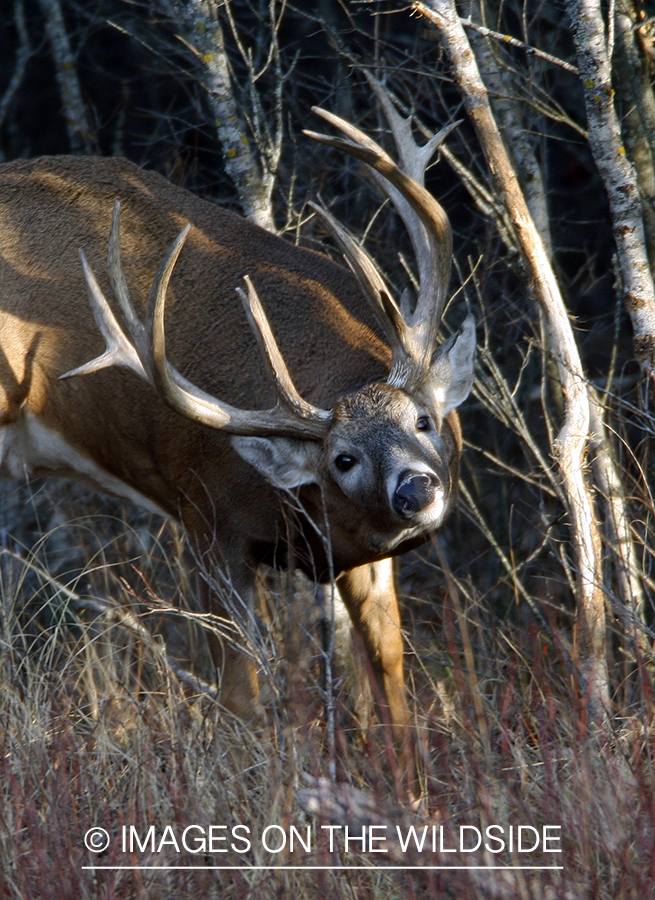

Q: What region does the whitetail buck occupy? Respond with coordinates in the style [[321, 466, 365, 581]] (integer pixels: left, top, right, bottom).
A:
[[0, 84, 474, 734]]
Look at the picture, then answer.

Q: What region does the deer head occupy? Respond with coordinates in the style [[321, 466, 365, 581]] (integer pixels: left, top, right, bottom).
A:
[[63, 83, 475, 559]]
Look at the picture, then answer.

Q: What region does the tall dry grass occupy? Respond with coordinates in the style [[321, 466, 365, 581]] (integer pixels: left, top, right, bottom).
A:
[[0, 479, 652, 900], [1, 2, 654, 896]]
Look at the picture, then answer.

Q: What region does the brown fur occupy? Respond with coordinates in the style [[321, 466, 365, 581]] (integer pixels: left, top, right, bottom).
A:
[[0, 155, 467, 734]]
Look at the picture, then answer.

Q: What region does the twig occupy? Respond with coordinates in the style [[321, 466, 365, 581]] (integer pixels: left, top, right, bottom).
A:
[[416, 0, 610, 720], [459, 16, 579, 75]]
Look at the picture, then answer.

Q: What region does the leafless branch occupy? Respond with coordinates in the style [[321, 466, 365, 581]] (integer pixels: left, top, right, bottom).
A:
[[460, 16, 579, 75], [163, 0, 285, 230], [416, 0, 610, 719]]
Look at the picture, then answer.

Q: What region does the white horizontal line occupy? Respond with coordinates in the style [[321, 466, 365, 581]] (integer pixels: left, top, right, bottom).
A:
[[82, 865, 564, 871]]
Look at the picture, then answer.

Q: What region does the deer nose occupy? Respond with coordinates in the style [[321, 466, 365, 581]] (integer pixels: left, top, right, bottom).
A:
[[393, 471, 438, 518]]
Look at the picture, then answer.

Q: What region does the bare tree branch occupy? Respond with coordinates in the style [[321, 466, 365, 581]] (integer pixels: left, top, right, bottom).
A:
[[465, 0, 553, 256], [460, 15, 579, 75], [163, 0, 281, 230], [415, 0, 610, 719]]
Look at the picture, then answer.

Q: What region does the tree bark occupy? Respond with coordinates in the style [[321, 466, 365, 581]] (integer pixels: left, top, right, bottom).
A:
[[415, 0, 610, 719], [164, 0, 278, 230], [567, 0, 655, 378], [38, 0, 94, 154]]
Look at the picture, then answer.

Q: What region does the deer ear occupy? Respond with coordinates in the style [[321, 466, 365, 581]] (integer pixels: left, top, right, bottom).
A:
[[231, 435, 320, 489], [422, 315, 476, 417]]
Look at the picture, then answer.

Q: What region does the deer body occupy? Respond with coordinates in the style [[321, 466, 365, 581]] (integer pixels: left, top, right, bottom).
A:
[[0, 156, 375, 498], [0, 96, 475, 731]]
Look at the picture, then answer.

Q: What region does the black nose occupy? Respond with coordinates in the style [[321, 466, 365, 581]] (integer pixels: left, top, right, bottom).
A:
[[393, 471, 437, 518]]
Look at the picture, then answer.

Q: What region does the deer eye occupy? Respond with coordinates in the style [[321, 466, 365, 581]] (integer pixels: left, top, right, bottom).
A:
[[417, 415, 432, 432], [334, 454, 357, 473]]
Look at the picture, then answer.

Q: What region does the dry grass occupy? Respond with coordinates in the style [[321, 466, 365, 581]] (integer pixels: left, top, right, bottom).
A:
[[0, 480, 653, 900], [1, 7, 654, 895]]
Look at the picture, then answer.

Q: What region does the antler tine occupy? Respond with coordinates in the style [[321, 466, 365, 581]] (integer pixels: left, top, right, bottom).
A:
[[363, 72, 451, 183], [146, 233, 330, 438], [62, 201, 159, 383], [68, 216, 330, 439], [308, 201, 406, 356], [59, 249, 148, 382], [363, 73, 459, 323], [236, 276, 331, 430], [306, 111, 452, 388], [107, 201, 148, 355]]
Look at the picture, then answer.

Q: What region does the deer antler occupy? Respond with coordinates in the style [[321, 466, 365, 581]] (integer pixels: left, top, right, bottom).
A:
[[304, 78, 457, 392], [306, 201, 406, 360], [68, 87, 457, 426], [62, 202, 331, 439]]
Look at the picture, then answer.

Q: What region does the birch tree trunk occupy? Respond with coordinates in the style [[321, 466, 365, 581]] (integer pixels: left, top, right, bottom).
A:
[[415, 0, 610, 719], [614, 0, 655, 275], [567, 0, 655, 379], [164, 0, 279, 230]]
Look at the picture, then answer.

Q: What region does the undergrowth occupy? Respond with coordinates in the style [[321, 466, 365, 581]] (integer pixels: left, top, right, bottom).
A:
[[0, 480, 652, 899]]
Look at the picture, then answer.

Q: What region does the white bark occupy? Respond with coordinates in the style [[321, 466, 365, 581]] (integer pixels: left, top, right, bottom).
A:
[[416, 0, 609, 717], [165, 0, 277, 230], [614, 0, 655, 275], [567, 0, 655, 378], [466, 0, 553, 255]]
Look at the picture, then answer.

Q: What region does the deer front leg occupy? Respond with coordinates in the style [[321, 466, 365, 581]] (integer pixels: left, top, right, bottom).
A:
[[336, 558, 409, 739], [197, 568, 262, 722]]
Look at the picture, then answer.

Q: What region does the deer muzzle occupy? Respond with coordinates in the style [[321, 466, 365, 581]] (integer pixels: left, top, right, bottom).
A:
[[393, 470, 440, 518]]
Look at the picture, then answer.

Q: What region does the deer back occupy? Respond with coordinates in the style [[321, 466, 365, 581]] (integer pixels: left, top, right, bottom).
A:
[[0, 157, 393, 531], [0, 138, 473, 581]]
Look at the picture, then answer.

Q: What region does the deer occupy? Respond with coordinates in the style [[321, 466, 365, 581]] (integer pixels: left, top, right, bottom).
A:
[[0, 83, 475, 737]]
